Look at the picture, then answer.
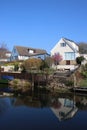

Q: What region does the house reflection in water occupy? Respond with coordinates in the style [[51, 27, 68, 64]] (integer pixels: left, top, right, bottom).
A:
[[51, 98, 78, 121]]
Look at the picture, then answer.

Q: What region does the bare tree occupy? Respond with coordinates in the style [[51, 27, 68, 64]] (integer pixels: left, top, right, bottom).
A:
[[0, 42, 8, 51], [78, 42, 87, 54], [0, 42, 9, 59]]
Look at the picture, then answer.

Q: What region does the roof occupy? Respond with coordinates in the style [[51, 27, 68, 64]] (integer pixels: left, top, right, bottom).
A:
[[14, 46, 47, 56], [63, 37, 79, 52], [63, 37, 79, 46], [51, 37, 79, 53], [63, 37, 75, 43]]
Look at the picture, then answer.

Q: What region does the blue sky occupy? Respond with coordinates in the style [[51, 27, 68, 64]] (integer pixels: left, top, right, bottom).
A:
[[0, 0, 87, 53]]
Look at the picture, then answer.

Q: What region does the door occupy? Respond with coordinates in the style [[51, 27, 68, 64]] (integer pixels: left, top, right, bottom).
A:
[[66, 60, 70, 65]]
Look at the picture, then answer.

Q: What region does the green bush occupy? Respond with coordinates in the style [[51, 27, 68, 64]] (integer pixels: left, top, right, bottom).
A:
[[81, 71, 87, 78], [14, 64, 19, 71], [65, 80, 74, 86], [76, 56, 85, 65], [79, 79, 87, 87], [9, 79, 31, 93]]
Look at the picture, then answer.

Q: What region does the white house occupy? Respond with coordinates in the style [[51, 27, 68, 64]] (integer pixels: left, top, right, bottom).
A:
[[10, 45, 48, 61], [0, 50, 11, 62], [51, 38, 79, 70]]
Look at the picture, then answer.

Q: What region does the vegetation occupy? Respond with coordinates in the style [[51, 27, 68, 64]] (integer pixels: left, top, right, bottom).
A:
[[14, 63, 19, 71], [0, 42, 9, 51], [40, 59, 49, 70], [65, 80, 74, 87], [79, 79, 87, 87], [20, 58, 52, 73], [75, 64, 87, 87], [78, 42, 87, 54], [44, 56, 53, 67], [0, 43, 9, 65], [52, 53, 63, 65], [0, 79, 8, 84], [81, 63, 87, 78], [76, 56, 85, 65], [20, 58, 42, 72], [9, 79, 31, 93]]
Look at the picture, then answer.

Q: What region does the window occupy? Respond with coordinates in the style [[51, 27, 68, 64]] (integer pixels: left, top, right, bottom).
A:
[[29, 50, 34, 54], [65, 52, 75, 60], [14, 56, 18, 60], [61, 43, 66, 47]]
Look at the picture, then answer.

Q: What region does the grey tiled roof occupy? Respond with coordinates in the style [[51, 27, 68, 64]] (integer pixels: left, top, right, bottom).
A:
[[15, 46, 47, 56]]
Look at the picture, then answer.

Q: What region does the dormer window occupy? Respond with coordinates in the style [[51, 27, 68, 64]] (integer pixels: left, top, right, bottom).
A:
[[61, 43, 66, 47], [28, 49, 34, 54]]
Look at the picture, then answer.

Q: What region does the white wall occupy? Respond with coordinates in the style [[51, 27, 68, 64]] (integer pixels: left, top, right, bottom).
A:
[[52, 64, 78, 70], [51, 38, 79, 60], [1, 65, 14, 72], [51, 38, 74, 60], [18, 55, 29, 60]]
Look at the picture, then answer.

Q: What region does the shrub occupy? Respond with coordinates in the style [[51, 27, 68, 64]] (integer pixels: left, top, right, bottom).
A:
[[76, 56, 85, 65], [65, 80, 74, 87], [9, 79, 31, 93], [14, 63, 19, 71], [81, 71, 87, 78]]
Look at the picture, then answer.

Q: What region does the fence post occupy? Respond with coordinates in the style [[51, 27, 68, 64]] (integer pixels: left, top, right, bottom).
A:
[[0, 67, 1, 79], [31, 74, 34, 91]]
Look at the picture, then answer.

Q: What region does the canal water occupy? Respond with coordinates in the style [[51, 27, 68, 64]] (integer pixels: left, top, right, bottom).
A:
[[0, 86, 87, 130]]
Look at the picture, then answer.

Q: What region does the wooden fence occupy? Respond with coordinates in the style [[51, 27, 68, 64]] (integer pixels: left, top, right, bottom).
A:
[[1, 72, 48, 85]]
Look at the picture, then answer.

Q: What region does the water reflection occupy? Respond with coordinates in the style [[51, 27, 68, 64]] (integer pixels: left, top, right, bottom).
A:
[[51, 97, 78, 121], [0, 92, 87, 117], [0, 97, 16, 115], [0, 91, 87, 130]]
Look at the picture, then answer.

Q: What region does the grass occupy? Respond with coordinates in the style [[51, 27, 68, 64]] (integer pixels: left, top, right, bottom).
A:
[[0, 79, 8, 84], [79, 79, 87, 88]]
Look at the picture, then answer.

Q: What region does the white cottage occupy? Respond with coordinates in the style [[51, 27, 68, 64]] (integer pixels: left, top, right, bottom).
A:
[[0, 50, 11, 62], [10, 46, 48, 61], [51, 38, 79, 70]]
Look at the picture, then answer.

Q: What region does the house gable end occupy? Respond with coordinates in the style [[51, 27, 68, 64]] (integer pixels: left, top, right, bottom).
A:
[[12, 46, 19, 56], [51, 38, 64, 55], [51, 38, 79, 55], [63, 38, 79, 52], [10, 46, 20, 61]]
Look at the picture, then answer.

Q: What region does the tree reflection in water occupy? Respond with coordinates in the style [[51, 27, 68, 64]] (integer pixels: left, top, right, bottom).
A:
[[0, 92, 87, 121], [1, 83, 87, 130]]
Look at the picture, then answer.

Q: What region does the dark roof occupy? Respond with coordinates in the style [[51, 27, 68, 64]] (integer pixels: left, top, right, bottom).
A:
[[63, 37, 79, 52], [14, 46, 47, 56], [63, 37, 75, 43], [63, 37, 79, 46]]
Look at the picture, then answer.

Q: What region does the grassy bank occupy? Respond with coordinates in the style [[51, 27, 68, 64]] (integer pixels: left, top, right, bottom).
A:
[[79, 79, 87, 88], [0, 79, 8, 84]]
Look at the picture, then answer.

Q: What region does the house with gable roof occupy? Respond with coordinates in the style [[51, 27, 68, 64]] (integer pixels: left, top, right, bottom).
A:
[[0, 49, 11, 63], [10, 45, 49, 61], [51, 37, 80, 70]]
